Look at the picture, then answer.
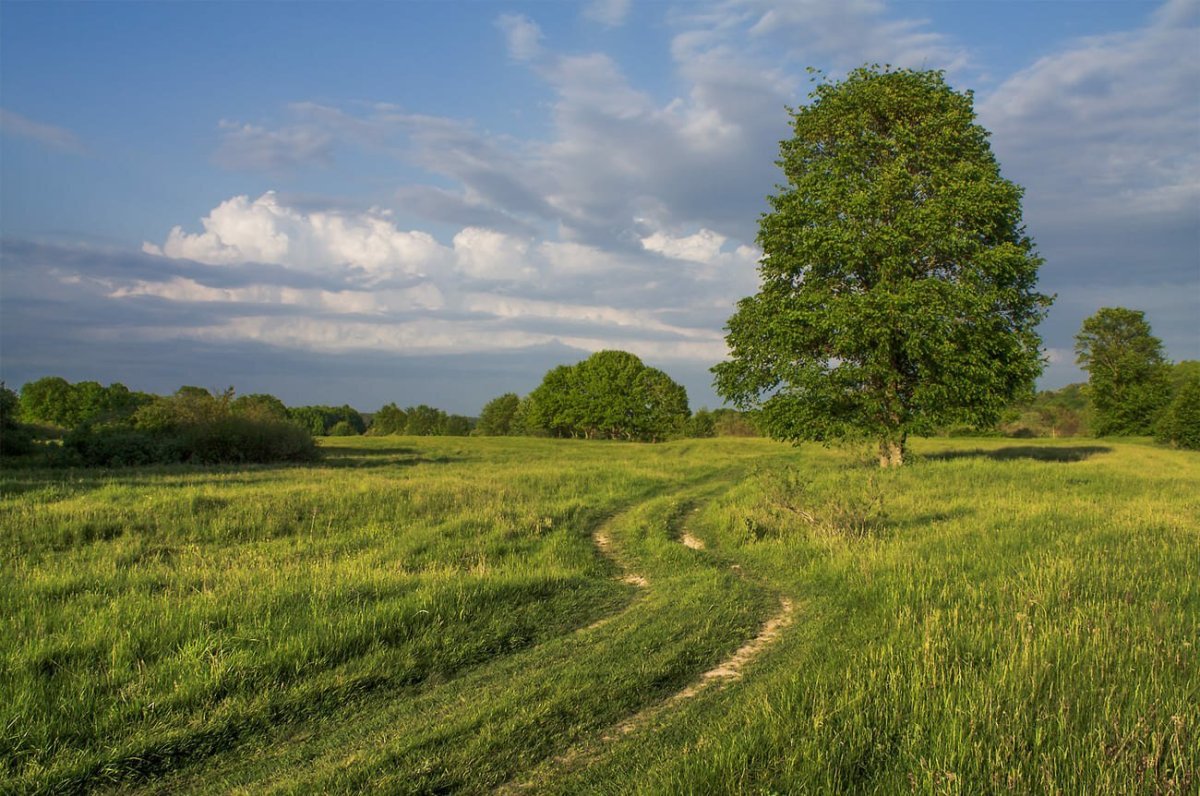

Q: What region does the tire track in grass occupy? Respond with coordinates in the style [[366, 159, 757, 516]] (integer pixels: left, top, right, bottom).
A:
[[498, 495, 796, 793]]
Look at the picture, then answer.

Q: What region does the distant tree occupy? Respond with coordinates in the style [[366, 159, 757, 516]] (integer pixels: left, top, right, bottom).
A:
[[369, 403, 408, 435], [477, 393, 521, 436], [405, 405, 447, 436], [632, 367, 690, 441], [328, 420, 357, 436], [713, 66, 1050, 466], [19, 376, 76, 427], [287, 404, 365, 436], [17, 377, 150, 430], [998, 383, 1090, 438], [711, 409, 760, 437], [525, 366, 577, 438], [289, 406, 331, 436], [1, 383, 35, 456], [445, 414, 473, 436], [1075, 308, 1172, 436], [1156, 373, 1200, 450], [231, 393, 289, 421], [526, 351, 690, 441], [685, 408, 717, 438]]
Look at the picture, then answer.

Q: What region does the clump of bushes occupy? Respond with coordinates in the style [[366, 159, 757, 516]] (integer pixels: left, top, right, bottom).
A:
[[63, 387, 318, 466], [1156, 375, 1200, 450], [0, 384, 36, 457]]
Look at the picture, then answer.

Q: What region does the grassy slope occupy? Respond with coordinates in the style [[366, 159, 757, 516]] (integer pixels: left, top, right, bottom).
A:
[[1, 437, 1196, 794]]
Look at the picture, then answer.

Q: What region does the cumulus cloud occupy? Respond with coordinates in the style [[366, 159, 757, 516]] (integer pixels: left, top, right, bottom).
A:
[[142, 192, 450, 281]]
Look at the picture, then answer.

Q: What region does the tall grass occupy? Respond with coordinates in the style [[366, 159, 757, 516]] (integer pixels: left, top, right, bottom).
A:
[[1, 436, 1196, 793]]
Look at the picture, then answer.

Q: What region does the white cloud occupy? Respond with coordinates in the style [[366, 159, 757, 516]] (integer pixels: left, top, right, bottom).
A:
[[978, 3, 1200, 226], [641, 228, 727, 263], [108, 277, 444, 314], [497, 14, 544, 61], [734, 0, 970, 74], [452, 227, 537, 281], [143, 192, 451, 281], [584, 0, 632, 28]]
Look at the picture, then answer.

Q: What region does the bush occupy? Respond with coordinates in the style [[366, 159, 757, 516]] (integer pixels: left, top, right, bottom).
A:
[[60, 387, 320, 466], [181, 417, 319, 463], [1, 385, 36, 457], [327, 420, 358, 437], [63, 426, 185, 466], [1156, 376, 1200, 450]]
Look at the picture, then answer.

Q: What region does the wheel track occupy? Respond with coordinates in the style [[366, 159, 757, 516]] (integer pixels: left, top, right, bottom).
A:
[[496, 487, 796, 793]]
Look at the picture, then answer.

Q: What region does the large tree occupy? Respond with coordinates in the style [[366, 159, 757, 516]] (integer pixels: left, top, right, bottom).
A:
[[1074, 307, 1172, 436], [714, 66, 1051, 466]]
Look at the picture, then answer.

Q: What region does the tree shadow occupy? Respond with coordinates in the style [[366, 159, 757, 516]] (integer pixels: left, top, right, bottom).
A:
[[317, 448, 462, 469], [924, 445, 1112, 463]]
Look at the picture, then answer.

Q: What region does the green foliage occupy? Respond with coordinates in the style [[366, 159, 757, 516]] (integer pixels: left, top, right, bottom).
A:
[[289, 404, 366, 436], [477, 393, 521, 436], [445, 415, 473, 436], [1075, 308, 1172, 436], [711, 408, 760, 437], [714, 66, 1050, 466], [526, 351, 690, 441], [61, 388, 318, 466], [404, 404, 448, 436], [1156, 373, 1200, 450], [368, 403, 408, 436], [0, 384, 36, 456], [327, 420, 358, 437], [998, 383, 1090, 438], [18, 376, 150, 429], [231, 393, 289, 421], [684, 408, 717, 438]]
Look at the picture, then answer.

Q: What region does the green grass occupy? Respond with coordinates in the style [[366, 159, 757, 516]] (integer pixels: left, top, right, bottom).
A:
[[2, 437, 1196, 793]]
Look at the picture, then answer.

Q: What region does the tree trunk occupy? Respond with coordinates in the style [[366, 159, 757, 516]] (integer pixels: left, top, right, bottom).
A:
[[878, 434, 906, 468]]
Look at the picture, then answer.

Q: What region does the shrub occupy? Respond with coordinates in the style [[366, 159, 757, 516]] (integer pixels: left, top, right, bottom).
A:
[[0, 384, 36, 457], [1156, 376, 1200, 450], [63, 426, 185, 466], [327, 420, 358, 437]]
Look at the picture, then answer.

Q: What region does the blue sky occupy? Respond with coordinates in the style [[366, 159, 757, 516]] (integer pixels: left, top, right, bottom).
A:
[[2, 0, 1197, 414]]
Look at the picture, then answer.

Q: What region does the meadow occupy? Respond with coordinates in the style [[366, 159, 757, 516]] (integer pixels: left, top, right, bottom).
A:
[[1, 436, 1196, 794]]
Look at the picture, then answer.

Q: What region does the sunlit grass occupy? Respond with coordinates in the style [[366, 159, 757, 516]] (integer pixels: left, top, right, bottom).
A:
[[1, 436, 1196, 793]]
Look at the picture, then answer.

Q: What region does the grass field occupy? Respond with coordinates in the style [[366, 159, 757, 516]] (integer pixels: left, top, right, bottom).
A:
[[2, 436, 1197, 794]]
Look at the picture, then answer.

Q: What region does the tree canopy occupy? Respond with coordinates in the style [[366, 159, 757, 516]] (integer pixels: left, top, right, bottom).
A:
[[476, 393, 521, 436], [713, 66, 1051, 466], [1074, 307, 1172, 436], [525, 351, 689, 441]]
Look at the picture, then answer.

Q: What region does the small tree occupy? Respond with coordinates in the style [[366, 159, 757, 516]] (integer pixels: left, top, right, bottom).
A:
[[526, 351, 690, 441], [1074, 308, 1171, 436], [477, 393, 520, 436], [404, 404, 447, 436], [714, 66, 1050, 466], [370, 403, 408, 435], [1156, 366, 1200, 450]]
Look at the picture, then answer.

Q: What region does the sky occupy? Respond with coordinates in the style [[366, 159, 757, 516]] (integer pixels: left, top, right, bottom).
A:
[[1, 0, 1197, 415]]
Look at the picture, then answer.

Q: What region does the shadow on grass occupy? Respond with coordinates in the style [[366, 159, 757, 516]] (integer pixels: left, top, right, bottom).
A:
[[925, 445, 1112, 463], [317, 448, 463, 469]]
